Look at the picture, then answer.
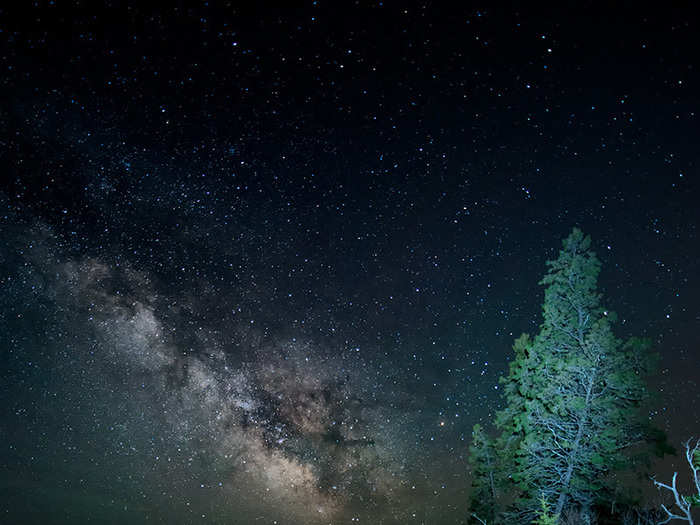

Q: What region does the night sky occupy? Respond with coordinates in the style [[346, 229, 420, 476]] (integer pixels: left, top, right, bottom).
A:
[[1, 4, 698, 524]]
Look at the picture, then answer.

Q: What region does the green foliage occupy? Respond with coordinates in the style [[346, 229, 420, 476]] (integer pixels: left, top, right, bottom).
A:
[[533, 496, 559, 525], [685, 494, 700, 507], [469, 228, 659, 524], [468, 424, 500, 524]]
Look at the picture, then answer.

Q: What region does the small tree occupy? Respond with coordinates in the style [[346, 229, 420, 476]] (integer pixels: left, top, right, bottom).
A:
[[652, 438, 700, 524], [469, 423, 500, 524]]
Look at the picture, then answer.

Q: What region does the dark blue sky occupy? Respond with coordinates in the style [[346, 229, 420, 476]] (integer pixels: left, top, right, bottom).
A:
[[1, 4, 698, 524]]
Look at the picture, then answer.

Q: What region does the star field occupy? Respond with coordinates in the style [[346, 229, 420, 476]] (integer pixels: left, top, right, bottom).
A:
[[1, 4, 698, 524]]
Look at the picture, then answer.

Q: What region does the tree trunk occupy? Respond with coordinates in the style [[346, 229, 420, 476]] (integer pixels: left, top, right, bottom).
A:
[[554, 371, 596, 518], [555, 419, 585, 517]]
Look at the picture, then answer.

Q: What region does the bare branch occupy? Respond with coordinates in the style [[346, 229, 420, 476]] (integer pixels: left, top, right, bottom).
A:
[[685, 438, 700, 496], [652, 470, 695, 524]]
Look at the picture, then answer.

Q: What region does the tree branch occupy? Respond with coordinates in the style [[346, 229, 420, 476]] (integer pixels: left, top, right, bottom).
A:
[[652, 471, 694, 524]]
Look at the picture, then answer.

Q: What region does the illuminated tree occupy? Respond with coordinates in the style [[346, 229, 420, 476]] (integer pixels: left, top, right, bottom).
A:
[[470, 228, 656, 523]]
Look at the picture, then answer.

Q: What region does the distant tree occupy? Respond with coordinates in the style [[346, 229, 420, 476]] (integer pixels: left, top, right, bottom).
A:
[[469, 228, 657, 523], [652, 437, 700, 524], [467, 336, 533, 525], [468, 423, 500, 524]]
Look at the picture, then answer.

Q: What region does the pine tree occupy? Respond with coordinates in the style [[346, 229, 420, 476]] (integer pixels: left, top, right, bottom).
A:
[[470, 228, 656, 523], [519, 228, 653, 517], [468, 423, 500, 524]]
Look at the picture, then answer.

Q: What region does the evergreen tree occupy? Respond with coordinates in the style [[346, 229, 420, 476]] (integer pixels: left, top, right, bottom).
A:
[[469, 228, 656, 523], [468, 423, 500, 524]]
